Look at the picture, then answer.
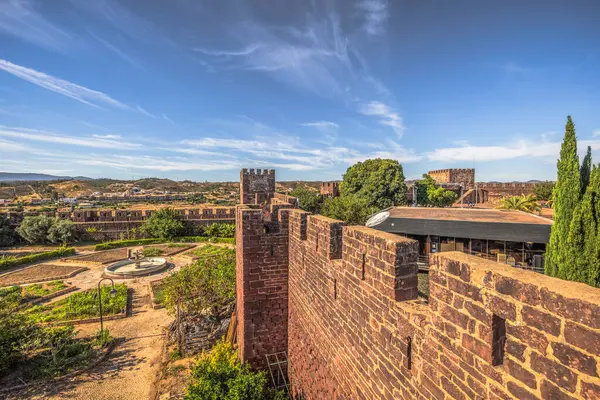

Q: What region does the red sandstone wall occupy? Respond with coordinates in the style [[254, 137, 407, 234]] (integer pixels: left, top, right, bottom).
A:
[[280, 209, 600, 400], [236, 206, 289, 369]]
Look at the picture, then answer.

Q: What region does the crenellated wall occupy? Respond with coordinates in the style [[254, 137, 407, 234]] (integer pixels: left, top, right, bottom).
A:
[[236, 208, 600, 399]]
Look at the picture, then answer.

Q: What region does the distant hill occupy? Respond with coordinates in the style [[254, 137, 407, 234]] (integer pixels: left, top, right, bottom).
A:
[[0, 172, 92, 182]]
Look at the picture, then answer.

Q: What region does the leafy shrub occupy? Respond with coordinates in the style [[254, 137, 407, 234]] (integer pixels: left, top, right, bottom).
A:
[[25, 284, 128, 323], [162, 245, 235, 314], [47, 219, 76, 245], [93, 329, 113, 348], [16, 215, 55, 244], [0, 214, 16, 247], [0, 247, 76, 272], [203, 223, 235, 238], [185, 340, 285, 400]]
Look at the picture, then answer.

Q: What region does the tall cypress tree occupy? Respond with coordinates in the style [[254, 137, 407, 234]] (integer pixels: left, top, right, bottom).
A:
[[545, 116, 580, 278], [567, 165, 599, 284], [581, 146, 592, 196]]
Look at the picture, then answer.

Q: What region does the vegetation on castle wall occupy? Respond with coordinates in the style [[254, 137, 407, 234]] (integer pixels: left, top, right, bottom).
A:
[[321, 195, 371, 225], [0, 247, 76, 272], [185, 340, 285, 400]]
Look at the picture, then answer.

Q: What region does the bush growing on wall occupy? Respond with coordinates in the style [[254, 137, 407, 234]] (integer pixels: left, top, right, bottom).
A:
[[185, 340, 286, 400]]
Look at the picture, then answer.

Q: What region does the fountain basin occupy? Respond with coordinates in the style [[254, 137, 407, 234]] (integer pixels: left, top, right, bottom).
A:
[[104, 257, 168, 278]]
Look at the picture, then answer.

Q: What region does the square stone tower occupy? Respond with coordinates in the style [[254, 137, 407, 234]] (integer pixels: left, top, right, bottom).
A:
[[239, 168, 276, 205]]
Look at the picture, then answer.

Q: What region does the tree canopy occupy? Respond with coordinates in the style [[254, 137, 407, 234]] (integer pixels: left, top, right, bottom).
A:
[[289, 187, 321, 213], [0, 215, 16, 247], [320, 195, 372, 225], [532, 181, 555, 201], [413, 174, 458, 207], [16, 215, 76, 245], [545, 116, 581, 278], [340, 159, 407, 210], [140, 207, 185, 239]]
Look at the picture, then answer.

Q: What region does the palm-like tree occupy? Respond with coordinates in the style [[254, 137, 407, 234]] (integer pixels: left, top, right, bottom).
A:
[[496, 194, 541, 214]]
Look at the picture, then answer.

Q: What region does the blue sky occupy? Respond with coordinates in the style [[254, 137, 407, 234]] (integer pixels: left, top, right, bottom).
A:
[[0, 0, 599, 182]]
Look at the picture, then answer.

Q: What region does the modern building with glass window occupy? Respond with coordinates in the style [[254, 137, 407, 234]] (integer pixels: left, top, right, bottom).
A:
[[366, 207, 552, 272]]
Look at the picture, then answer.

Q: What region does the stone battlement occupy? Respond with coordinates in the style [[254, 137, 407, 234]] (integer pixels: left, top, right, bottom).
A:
[[240, 168, 275, 176], [236, 208, 600, 399]]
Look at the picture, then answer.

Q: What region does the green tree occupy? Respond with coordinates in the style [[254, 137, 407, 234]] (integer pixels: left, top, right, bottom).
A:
[[496, 194, 541, 214], [185, 340, 285, 400], [140, 208, 185, 239], [413, 174, 458, 207], [321, 195, 372, 225], [533, 181, 555, 201], [546, 116, 581, 278], [47, 219, 77, 245], [567, 166, 600, 286], [581, 146, 592, 196], [0, 214, 16, 247], [204, 223, 235, 238], [16, 215, 55, 244], [289, 187, 321, 213], [340, 159, 407, 210]]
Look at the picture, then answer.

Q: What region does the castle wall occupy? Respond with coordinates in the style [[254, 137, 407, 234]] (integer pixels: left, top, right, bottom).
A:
[[320, 181, 340, 197], [237, 208, 600, 399], [429, 169, 475, 190]]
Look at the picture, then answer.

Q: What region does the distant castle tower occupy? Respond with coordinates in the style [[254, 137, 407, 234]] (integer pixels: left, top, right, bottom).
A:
[[239, 168, 276, 205]]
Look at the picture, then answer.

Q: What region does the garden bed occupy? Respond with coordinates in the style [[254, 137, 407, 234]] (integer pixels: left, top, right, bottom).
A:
[[0, 264, 87, 287], [0, 281, 78, 309], [23, 284, 129, 325], [144, 244, 195, 257], [66, 248, 128, 264], [148, 279, 165, 309]]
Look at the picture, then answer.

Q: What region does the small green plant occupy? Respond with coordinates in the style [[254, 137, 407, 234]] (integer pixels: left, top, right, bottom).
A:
[[169, 348, 182, 361], [142, 247, 164, 257], [95, 237, 234, 251], [93, 329, 113, 348]]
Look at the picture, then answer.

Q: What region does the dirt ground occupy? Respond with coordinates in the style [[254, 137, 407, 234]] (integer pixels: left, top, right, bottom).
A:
[[0, 264, 85, 286]]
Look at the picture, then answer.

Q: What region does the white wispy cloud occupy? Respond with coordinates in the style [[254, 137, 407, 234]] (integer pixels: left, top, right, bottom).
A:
[[0, 59, 129, 109], [192, 8, 387, 98], [0, 0, 72, 51], [137, 105, 157, 118], [70, 154, 240, 172], [92, 134, 121, 139], [593, 130, 600, 137], [302, 121, 339, 129], [359, 101, 404, 137], [427, 138, 600, 162], [89, 31, 145, 70], [0, 126, 141, 149], [162, 114, 175, 124], [0, 139, 27, 152], [357, 0, 389, 36], [502, 62, 530, 73]]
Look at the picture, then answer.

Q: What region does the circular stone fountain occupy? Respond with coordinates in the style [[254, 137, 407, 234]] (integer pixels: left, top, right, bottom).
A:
[[104, 257, 168, 278]]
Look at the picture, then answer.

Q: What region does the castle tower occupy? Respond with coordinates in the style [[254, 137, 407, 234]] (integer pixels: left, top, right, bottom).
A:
[[239, 168, 276, 205]]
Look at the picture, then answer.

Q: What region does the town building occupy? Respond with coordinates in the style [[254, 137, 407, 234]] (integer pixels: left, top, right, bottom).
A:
[[366, 207, 551, 269]]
